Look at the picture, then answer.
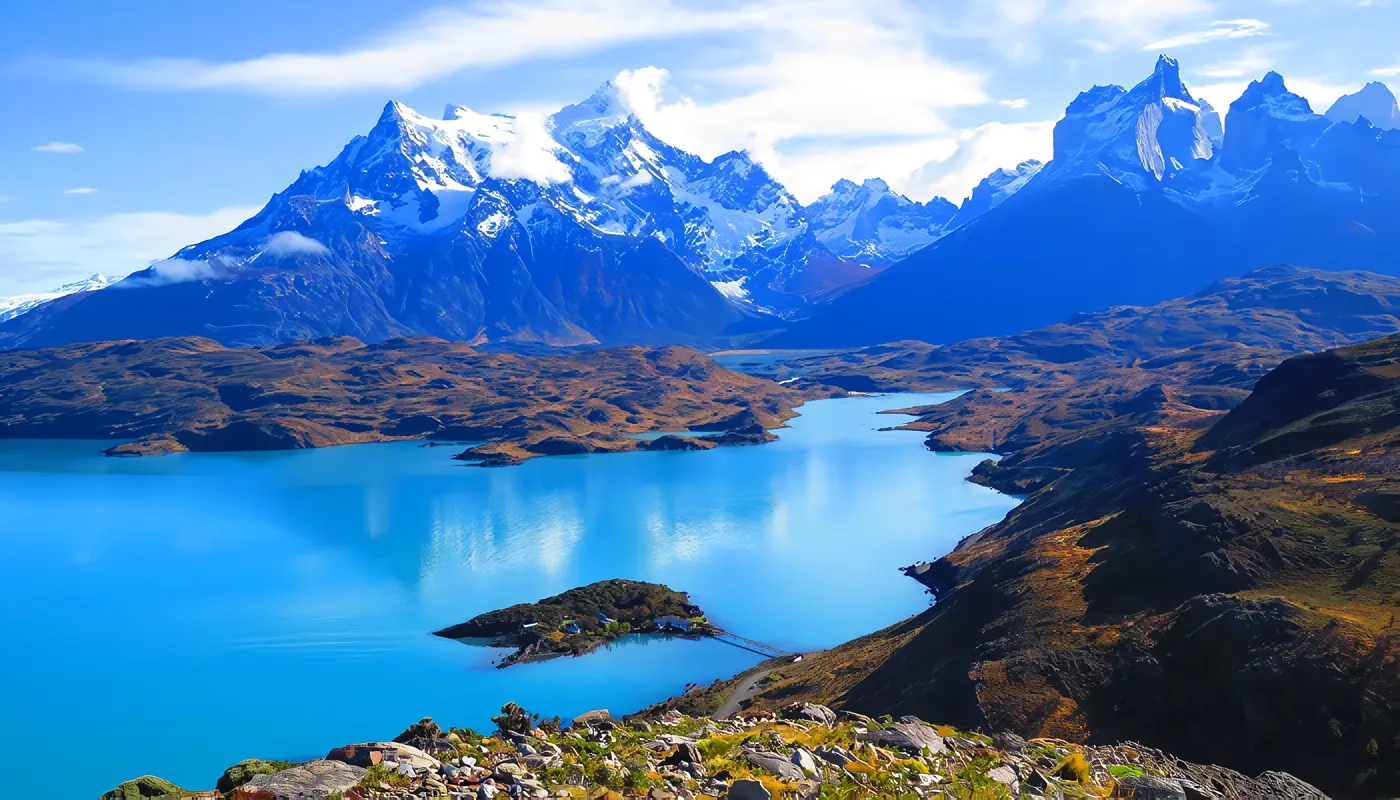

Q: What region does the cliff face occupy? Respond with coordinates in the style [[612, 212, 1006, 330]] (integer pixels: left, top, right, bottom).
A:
[[724, 332, 1400, 796]]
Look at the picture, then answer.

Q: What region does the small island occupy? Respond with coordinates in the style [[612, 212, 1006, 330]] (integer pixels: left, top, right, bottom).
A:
[[434, 580, 712, 667]]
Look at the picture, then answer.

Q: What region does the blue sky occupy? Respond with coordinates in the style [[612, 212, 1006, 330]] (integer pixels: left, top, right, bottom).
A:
[[1, 0, 1396, 295]]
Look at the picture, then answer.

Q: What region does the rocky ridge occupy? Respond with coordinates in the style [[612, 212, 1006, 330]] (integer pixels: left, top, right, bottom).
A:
[[103, 703, 1326, 799]]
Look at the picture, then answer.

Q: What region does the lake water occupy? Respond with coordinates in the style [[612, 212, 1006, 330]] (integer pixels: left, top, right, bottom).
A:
[[0, 393, 1018, 798]]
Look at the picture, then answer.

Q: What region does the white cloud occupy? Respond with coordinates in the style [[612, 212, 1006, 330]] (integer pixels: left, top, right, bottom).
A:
[[63, 187, 99, 195], [906, 120, 1056, 202], [998, 98, 1030, 108], [264, 230, 330, 257], [767, 137, 961, 203], [1190, 80, 1250, 113], [0, 205, 258, 295], [1196, 45, 1280, 79], [1143, 19, 1270, 51], [117, 257, 219, 288], [1064, 0, 1212, 46], [490, 113, 573, 183], [1372, 64, 1400, 77], [608, 3, 987, 201], [68, 0, 758, 94], [32, 141, 84, 154]]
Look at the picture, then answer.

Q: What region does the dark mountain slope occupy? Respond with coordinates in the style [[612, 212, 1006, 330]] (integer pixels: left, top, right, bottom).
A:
[[703, 270, 1400, 796]]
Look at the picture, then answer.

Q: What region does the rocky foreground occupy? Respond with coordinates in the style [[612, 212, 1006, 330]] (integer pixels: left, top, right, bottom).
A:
[[102, 703, 1327, 799]]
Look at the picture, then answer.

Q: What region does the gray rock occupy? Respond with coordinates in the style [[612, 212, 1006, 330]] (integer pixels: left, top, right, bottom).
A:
[[791, 748, 820, 776], [987, 765, 1019, 791], [857, 722, 947, 754], [662, 743, 703, 766], [242, 760, 367, 798], [813, 745, 857, 768], [572, 709, 618, 730], [727, 778, 771, 800], [1116, 776, 1188, 800], [743, 750, 806, 781], [779, 702, 837, 726]]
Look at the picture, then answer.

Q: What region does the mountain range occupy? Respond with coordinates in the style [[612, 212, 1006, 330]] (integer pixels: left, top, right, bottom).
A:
[[776, 57, 1400, 346], [0, 274, 114, 324], [0, 84, 967, 350], [4, 58, 1400, 351]]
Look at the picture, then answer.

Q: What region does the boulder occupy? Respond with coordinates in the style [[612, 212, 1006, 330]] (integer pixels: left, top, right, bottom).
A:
[[216, 760, 295, 794], [236, 760, 366, 799], [791, 748, 820, 775], [661, 743, 703, 766], [100, 776, 185, 800], [326, 741, 439, 771], [857, 722, 947, 754], [572, 709, 619, 730], [988, 765, 1020, 793], [779, 702, 836, 726], [727, 778, 772, 800], [813, 745, 857, 768], [393, 716, 455, 754], [744, 749, 806, 781]]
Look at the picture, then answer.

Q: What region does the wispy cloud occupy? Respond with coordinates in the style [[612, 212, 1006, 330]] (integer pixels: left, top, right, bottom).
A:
[[63, 187, 99, 195], [32, 141, 84, 154], [117, 257, 221, 288], [1373, 64, 1400, 77], [263, 231, 330, 257], [1196, 44, 1284, 79], [998, 98, 1030, 108], [0, 205, 258, 295], [1143, 19, 1270, 51], [60, 0, 757, 95]]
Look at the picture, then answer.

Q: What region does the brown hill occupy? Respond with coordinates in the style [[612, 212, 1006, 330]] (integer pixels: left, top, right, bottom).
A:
[[674, 268, 1400, 795], [0, 336, 819, 463]]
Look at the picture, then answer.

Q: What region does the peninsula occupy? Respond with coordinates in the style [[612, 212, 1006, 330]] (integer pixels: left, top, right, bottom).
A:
[[0, 337, 825, 464]]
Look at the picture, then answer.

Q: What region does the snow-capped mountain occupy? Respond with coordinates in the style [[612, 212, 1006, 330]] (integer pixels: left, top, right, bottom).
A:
[[1043, 56, 1219, 188], [803, 178, 956, 266], [0, 274, 114, 323], [775, 57, 1400, 348], [946, 160, 1043, 230], [2, 82, 962, 350], [1326, 81, 1399, 130]]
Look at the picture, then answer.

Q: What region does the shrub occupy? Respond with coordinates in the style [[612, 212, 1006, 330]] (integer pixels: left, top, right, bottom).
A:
[[1052, 753, 1091, 783]]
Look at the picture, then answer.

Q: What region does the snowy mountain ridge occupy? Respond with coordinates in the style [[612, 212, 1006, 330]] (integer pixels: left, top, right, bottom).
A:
[[0, 274, 115, 323]]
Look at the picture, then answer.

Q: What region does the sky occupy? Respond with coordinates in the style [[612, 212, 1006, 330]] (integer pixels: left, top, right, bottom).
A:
[[1, 0, 1396, 296]]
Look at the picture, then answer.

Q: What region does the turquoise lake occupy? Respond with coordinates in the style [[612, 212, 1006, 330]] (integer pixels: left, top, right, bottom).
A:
[[0, 393, 1019, 798]]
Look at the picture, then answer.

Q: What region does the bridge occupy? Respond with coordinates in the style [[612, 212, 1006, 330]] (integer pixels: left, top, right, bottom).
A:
[[707, 627, 794, 660]]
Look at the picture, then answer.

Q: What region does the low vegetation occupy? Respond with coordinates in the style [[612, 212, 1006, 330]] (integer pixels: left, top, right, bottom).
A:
[[434, 579, 710, 666]]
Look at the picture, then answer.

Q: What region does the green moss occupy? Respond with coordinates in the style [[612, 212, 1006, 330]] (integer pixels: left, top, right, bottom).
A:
[[216, 758, 297, 793], [1109, 764, 1147, 778], [99, 775, 185, 800]]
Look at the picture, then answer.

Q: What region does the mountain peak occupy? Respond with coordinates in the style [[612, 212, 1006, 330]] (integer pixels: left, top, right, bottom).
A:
[[1257, 71, 1290, 96], [550, 80, 635, 139], [1326, 81, 1399, 130]]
